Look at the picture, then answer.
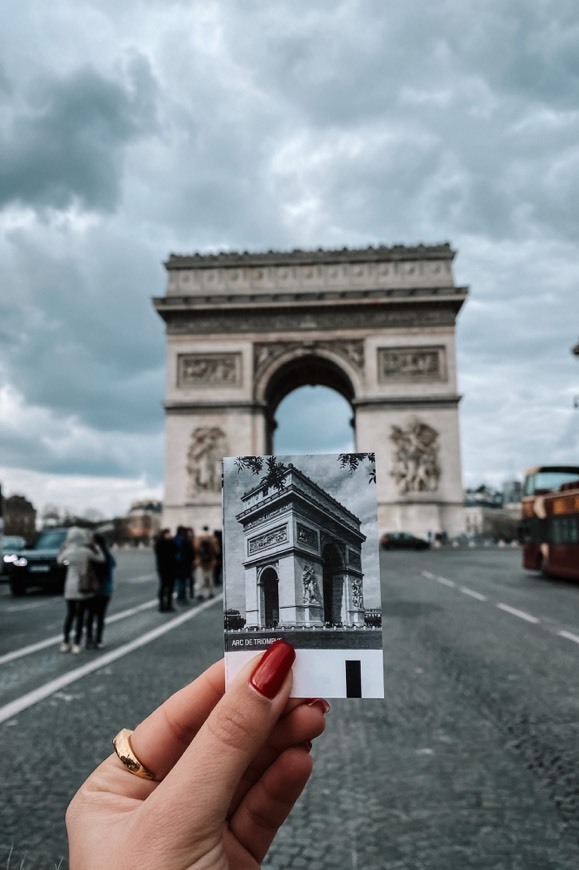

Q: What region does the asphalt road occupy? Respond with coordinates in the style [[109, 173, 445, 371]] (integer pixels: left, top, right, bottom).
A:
[[1, 546, 578, 869]]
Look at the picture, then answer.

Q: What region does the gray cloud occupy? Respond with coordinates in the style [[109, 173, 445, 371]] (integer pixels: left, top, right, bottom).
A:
[[1, 223, 165, 433], [0, 0, 578, 515], [0, 54, 158, 212]]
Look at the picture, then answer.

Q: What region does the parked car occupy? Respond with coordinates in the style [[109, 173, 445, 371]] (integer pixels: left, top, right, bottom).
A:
[[380, 532, 430, 551], [7, 528, 69, 596]]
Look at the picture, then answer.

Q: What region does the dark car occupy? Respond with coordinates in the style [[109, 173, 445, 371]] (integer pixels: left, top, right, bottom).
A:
[[380, 532, 430, 551], [8, 528, 69, 596], [1, 535, 27, 580]]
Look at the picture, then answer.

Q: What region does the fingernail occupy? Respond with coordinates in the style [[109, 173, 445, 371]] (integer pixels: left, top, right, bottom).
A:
[[250, 640, 296, 699], [305, 698, 331, 715]]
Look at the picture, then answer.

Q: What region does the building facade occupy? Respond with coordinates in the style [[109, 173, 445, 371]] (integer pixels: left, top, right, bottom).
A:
[[123, 499, 163, 545], [2, 494, 36, 541], [154, 243, 468, 536]]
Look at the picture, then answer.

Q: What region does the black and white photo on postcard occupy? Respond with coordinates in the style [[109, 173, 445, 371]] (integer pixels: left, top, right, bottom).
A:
[[222, 452, 384, 699]]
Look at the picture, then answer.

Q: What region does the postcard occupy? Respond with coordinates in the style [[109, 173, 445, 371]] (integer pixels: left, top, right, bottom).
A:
[[222, 452, 384, 698]]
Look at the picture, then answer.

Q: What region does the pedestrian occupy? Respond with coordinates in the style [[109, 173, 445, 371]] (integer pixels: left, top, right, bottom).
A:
[[66, 641, 329, 868], [154, 528, 176, 612], [213, 528, 223, 587], [195, 525, 219, 600], [57, 527, 105, 655], [85, 533, 116, 650], [186, 527, 196, 598], [174, 525, 194, 605]]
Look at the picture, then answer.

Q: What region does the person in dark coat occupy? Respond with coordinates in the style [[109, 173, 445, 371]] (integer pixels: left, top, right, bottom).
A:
[[155, 529, 176, 612], [213, 529, 223, 587], [85, 533, 116, 649], [186, 527, 196, 599], [174, 525, 194, 605]]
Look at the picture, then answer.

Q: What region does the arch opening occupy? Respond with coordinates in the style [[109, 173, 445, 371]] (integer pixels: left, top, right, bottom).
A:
[[265, 356, 356, 454], [322, 542, 344, 626], [259, 566, 279, 628]]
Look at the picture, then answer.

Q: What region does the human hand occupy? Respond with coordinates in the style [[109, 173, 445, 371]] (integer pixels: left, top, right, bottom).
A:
[[66, 641, 328, 869]]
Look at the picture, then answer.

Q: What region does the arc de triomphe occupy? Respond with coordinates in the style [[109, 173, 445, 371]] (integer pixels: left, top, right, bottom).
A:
[[153, 243, 468, 537]]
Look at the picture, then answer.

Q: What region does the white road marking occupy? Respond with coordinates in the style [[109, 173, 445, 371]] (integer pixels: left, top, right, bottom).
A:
[[126, 574, 156, 584], [0, 599, 159, 665], [459, 586, 487, 601], [558, 630, 579, 645], [0, 595, 222, 725], [5, 599, 56, 613], [421, 570, 579, 645], [496, 603, 540, 624], [421, 570, 455, 588]]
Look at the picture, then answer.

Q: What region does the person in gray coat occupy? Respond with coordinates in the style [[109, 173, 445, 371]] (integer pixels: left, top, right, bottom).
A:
[[57, 527, 105, 655]]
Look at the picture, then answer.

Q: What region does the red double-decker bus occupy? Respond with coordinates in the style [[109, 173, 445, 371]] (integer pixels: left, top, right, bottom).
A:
[[521, 465, 579, 580]]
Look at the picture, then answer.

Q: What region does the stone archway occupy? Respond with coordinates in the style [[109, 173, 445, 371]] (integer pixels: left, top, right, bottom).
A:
[[154, 243, 468, 537], [258, 566, 279, 628], [260, 350, 357, 453]]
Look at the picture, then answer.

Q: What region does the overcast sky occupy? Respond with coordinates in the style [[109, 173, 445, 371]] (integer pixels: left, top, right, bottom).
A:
[[1, 0, 578, 519]]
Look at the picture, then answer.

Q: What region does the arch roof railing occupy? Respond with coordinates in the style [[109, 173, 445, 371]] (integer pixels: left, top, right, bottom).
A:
[[165, 242, 455, 269]]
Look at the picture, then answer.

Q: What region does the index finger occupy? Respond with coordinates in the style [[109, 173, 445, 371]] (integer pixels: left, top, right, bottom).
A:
[[128, 659, 225, 781], [118, 659, 310, 784]]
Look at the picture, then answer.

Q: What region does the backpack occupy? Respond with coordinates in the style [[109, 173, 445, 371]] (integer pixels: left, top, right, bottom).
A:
[[199, 536, 214, 568], [78, 560, 100, 595]]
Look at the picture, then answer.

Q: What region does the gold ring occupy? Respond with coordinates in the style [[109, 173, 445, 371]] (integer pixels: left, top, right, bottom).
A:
[[112, 728, 156, 781]]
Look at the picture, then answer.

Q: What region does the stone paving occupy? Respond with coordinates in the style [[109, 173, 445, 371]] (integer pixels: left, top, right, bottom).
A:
[[264, 614, 577, 869], [1, 549, 579, 868]]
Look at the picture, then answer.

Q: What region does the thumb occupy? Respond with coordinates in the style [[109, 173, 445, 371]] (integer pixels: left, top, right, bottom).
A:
[[155, 640, 296, 823]]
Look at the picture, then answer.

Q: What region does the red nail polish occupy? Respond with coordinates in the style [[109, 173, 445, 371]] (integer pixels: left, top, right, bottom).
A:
[[250, 640, 296, 699]]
